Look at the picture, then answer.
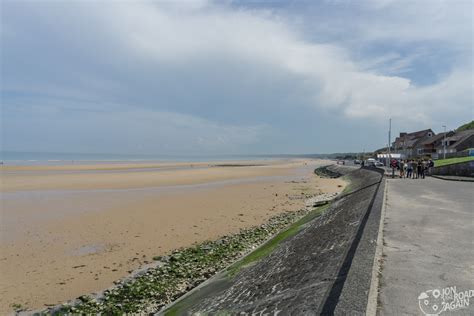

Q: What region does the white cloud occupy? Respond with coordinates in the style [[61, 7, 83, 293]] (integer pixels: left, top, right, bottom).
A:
[[77, 1, 470, 124], [2, 0, 472, 153]]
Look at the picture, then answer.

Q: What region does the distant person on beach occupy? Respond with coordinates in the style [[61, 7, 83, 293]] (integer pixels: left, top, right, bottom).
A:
[[399, 160, 405, 178]]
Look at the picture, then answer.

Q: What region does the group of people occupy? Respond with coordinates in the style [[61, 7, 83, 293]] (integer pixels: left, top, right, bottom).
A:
[[393, 159, 434, 179]]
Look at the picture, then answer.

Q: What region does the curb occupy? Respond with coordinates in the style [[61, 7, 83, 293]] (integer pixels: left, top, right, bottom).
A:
[[366, 178, 388, 316], [430, 175, 474, 182]]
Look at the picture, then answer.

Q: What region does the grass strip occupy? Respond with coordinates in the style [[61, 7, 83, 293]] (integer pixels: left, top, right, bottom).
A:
[[434, 156, 474, 167], [228, 204, 329, 276]]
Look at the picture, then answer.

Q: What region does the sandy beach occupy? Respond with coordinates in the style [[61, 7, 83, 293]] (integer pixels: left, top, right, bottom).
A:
[[0, 159, 345, 313]]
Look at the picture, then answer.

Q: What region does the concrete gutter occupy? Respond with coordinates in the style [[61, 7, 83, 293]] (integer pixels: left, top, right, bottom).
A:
[[366, 177, 388, 315]]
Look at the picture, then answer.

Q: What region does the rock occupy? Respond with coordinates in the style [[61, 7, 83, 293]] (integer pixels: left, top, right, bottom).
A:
[[313, 200, 329, 207], [170, 254, 181, 262], [72, 264, 86, 269]]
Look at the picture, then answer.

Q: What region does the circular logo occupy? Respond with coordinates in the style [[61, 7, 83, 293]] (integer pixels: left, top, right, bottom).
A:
[[418, 290, 443, 316]]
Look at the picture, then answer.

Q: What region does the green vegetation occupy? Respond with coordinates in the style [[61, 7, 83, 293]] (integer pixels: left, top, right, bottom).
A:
[[341, 176, 352, 194], [10, 303, 23, 311], [457, 120, 474, 131], [163, 203, 330, 316], [303, 152, 369, 160], [54, 207, 322, 314], [434, 156, 474, 167], [228, 204, 329, 276]]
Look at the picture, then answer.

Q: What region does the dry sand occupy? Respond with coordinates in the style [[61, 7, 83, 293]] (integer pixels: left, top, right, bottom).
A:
[[0, 159, 345, 313]]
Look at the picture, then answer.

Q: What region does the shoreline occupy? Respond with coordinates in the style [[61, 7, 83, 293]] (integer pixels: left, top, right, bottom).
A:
[[34, 202, 335, 315], [0, 159, 345, 314], [0, 157, 286, 169], [0, 159, 300, 192]]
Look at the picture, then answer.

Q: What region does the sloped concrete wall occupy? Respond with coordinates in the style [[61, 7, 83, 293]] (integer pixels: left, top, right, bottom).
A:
[[161, 166, 385, 315]]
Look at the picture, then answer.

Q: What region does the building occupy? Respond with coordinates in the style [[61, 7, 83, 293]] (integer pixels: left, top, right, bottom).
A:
[[392, 129, 435, 158], [415, 132, 453, 158], [435, 129, 474, 158]]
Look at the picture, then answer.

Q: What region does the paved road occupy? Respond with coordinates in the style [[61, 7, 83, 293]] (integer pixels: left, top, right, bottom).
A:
[[379, 177, 474, 315]]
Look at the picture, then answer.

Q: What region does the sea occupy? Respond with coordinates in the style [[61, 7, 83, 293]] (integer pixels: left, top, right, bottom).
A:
[[0, 151, 320, 165]]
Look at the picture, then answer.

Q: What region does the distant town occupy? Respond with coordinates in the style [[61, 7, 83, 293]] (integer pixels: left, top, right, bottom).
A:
[[376, 120, 474, 160], [329, 120, 474, 163]]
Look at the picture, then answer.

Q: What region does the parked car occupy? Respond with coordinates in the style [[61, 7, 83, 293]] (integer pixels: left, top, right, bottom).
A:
[[366, 158, 376, 167], [354, 159, 361, 164], [375, 161, 384, 167]]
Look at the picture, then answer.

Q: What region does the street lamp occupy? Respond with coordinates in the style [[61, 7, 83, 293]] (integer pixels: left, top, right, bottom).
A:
[[442, 125, 447, 159], [387, 118, 392, 168]]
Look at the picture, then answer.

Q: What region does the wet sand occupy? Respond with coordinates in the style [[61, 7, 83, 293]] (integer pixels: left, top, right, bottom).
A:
[[0, 159, 345, 313]]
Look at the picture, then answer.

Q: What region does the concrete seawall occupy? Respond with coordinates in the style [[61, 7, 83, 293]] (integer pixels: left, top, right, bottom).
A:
[[160, 165, 385, 315], [430, 160, 474, 177]]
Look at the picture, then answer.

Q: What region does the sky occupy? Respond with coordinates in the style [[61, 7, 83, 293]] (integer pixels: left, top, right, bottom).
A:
[[1, 0, 473, 155]]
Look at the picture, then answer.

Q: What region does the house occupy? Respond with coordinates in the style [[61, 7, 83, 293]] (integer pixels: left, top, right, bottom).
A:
[[392, 129, 435, 158], [415, 132, 454, 158], [435, 129, 474, 158]]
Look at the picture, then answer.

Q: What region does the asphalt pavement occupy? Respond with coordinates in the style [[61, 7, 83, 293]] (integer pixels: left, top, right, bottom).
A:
[[378, 177, 474, 315]]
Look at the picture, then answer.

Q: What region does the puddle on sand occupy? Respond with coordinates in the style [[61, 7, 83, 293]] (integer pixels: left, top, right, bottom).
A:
[[70, 244, 106, 256]]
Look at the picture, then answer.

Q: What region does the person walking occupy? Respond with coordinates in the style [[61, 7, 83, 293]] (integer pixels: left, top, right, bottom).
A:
[[413, 160, 418, 179], [399, 160, 405, 178], [416, 160, 422, 179], [406, 160, 412, 179], [421, 160, 428, 179]]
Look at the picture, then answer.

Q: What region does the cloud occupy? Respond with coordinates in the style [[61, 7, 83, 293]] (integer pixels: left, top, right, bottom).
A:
[[1, 0, 472, 153], [57, 0, 470, 122]]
